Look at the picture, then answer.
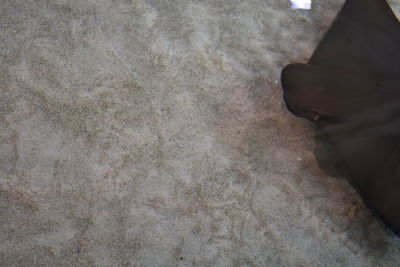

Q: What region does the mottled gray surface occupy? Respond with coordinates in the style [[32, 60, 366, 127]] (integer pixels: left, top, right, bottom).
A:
[[1, 0, 400, 266]]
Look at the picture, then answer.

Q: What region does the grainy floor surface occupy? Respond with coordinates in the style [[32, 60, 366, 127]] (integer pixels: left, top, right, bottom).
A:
[[1, 0, 400, 266]]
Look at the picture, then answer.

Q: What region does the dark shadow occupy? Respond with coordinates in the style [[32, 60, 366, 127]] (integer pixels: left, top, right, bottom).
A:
[[313, 131, 349, 179]]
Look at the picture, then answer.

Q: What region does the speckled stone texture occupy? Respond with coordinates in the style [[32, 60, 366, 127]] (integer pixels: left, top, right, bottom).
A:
[[1, 0, 400, 266]]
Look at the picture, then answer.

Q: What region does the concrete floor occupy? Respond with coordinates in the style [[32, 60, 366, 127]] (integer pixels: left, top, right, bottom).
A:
[[2, 0, 400, 266]]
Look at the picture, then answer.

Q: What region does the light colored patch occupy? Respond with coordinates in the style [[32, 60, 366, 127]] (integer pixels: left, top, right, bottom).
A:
[[291, 0, 312, 9]]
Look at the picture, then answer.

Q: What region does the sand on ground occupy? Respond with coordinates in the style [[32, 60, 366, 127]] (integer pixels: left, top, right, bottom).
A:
[[1, 0, 400, 265]]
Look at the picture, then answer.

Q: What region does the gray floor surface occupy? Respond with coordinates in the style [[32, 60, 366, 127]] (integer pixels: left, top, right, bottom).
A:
[[2, 0, 400, 266]]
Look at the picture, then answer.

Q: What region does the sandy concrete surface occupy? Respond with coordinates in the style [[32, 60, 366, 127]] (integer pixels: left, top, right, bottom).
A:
[[2, 0, 400, 266]]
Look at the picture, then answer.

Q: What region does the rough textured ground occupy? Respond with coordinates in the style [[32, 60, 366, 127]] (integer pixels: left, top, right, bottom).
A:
[[1, 0, 400, 266]]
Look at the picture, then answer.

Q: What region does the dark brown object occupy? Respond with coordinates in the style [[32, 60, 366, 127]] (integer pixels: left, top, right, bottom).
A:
[[281, 0, 400, 236]]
